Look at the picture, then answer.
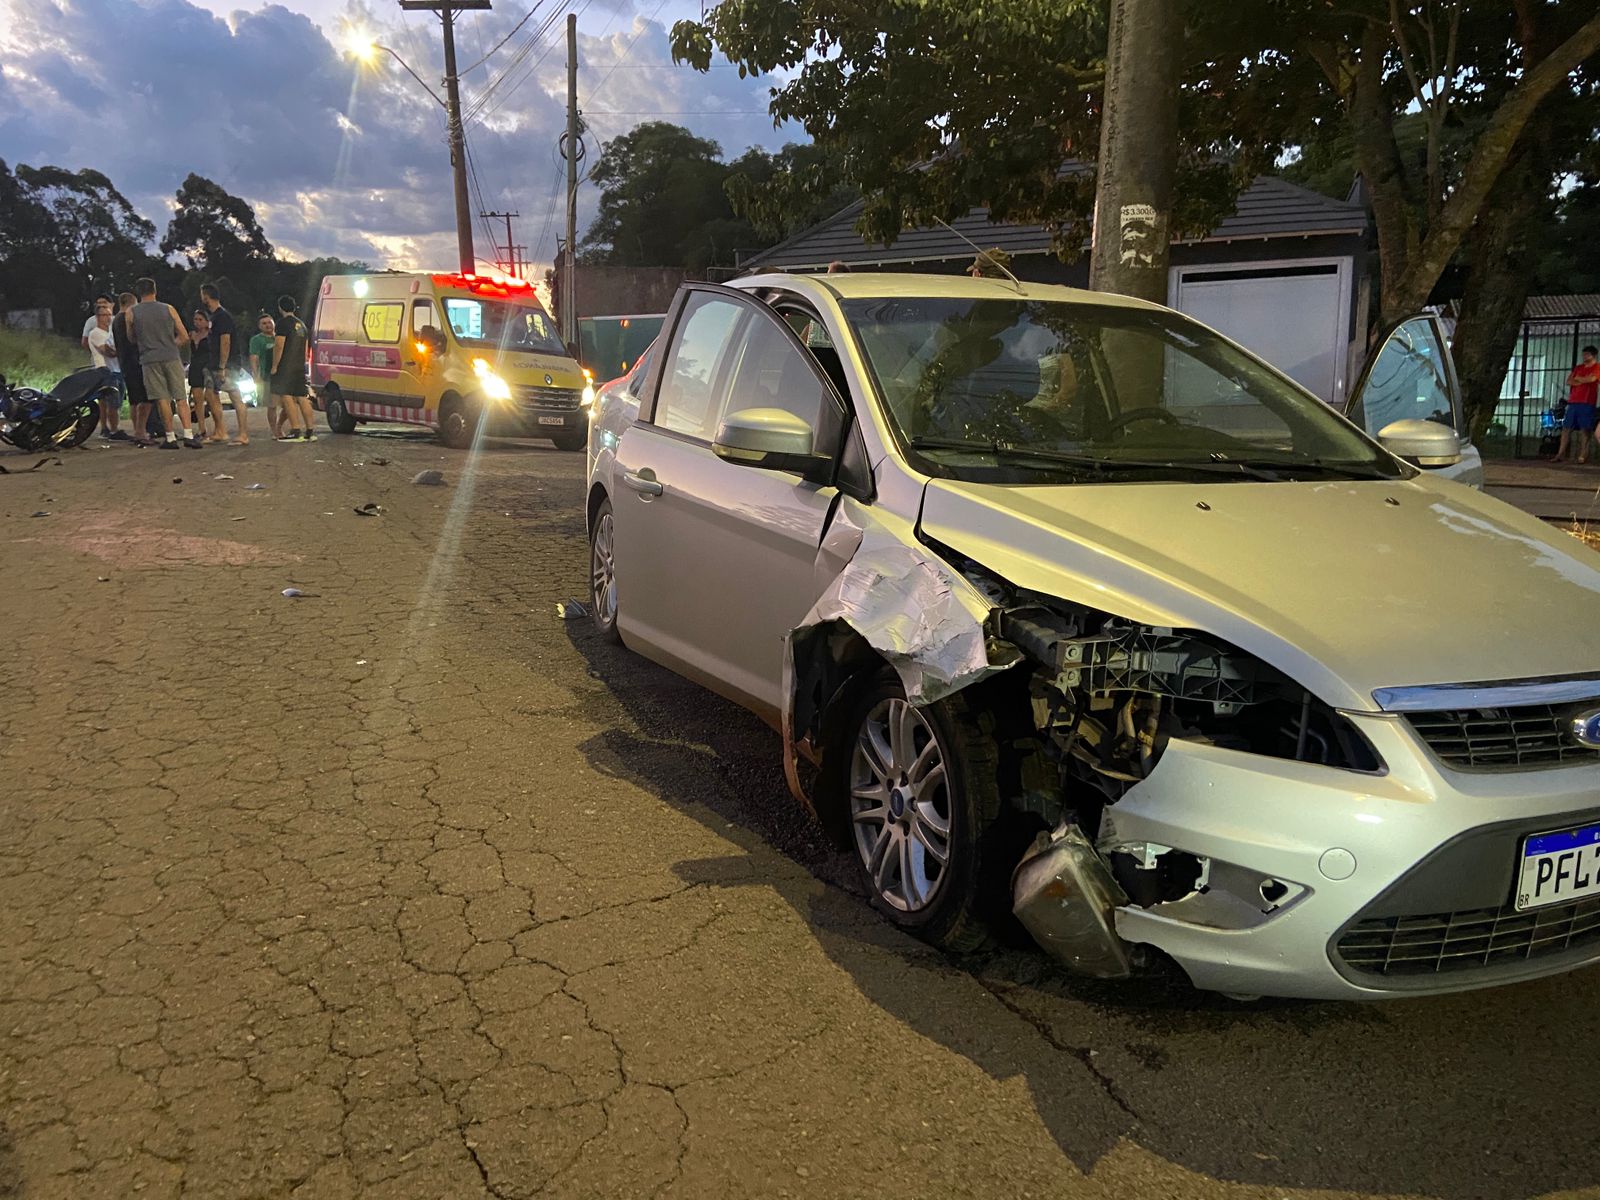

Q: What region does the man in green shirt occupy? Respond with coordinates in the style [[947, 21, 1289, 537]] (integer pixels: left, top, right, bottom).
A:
[[248, 314, 279, 439]]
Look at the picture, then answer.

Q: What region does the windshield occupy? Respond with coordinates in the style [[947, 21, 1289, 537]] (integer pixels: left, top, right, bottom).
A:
[[841, 296, 1405, 483], [443, 297, 567, 356]]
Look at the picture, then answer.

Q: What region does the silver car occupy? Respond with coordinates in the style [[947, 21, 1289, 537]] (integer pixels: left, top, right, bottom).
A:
[[585, 272, 1600, 1000]]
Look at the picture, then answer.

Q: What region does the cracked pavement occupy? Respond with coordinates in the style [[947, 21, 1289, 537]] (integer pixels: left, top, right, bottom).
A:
[[2, 429, 1599, 1200]]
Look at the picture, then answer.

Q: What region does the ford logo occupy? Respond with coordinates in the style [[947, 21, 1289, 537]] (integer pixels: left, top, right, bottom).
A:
[[1571, 708, 1600, 749]]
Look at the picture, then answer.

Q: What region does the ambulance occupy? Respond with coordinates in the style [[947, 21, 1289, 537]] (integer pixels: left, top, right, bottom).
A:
[[310, 272, 593, 450]]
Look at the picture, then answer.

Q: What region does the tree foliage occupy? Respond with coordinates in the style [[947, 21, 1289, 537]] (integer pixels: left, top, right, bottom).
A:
[[579, 122, 763, 271], [161, 172, 274, 274], [0, 163, 363, 338]]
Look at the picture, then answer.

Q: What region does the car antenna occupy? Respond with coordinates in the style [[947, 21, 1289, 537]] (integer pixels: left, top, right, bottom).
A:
[[931, 217, 1024, 292]]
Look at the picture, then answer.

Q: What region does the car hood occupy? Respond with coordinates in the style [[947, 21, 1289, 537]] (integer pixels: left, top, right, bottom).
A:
[[918, 475, 1600, 712]]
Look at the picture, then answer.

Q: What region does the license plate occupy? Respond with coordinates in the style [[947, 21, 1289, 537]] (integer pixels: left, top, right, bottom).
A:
[[1516, 823, 1600, 910], [537, 415, 565, 426]]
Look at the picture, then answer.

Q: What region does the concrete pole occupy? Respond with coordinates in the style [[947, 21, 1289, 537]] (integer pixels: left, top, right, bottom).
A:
[[440, 5, 476, 274], [1088, 0, 1180, 303], [564, 12, 580, 347]]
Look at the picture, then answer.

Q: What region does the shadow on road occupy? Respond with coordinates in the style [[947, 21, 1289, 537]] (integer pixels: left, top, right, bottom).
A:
[[564, 619, 1600, 1200]]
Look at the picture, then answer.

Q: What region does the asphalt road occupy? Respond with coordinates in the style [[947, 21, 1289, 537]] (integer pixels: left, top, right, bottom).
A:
[[2, 425, 1598, 1200]]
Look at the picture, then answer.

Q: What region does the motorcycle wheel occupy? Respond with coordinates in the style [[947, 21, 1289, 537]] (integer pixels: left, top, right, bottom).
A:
[[56, 401, 100, 449]]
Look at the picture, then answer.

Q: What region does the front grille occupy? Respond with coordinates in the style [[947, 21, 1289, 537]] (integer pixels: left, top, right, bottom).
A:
[[516, 385, 582, 410], [1336, 897, 1600, 976], [1404, 705, 1594, 769]]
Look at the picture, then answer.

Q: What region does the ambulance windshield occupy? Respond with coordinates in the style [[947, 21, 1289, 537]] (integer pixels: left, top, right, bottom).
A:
[[443, 297, 567, 356]]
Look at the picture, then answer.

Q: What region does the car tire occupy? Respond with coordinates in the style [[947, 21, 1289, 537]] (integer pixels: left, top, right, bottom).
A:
[[829, 668, 996, 952], [588, 497, 622, 644], [324, 387, 357, 435], [551, 428, 586, 452], [438, 395, 476, 449]]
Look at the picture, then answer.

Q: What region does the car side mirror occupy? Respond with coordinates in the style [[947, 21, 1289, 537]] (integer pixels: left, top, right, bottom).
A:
[[713, 407, 831, 479], [1378, 418, 1462, 468]]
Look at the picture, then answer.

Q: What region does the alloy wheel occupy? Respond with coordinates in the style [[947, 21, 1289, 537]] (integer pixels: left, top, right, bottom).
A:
[[849, 698, 953, 912], [590, 511, 617, 626]]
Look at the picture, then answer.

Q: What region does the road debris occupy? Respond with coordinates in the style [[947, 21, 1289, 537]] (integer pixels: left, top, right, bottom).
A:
[[354, 502, 382, 517], [246, 483, 266, 491], [281, 587, 318, 598], [371, 457, 390, 466], [556, 599, 588, 620], [29, 510, 48, 517], [411, 469, 445, 486], [214, 473, 235, 481]]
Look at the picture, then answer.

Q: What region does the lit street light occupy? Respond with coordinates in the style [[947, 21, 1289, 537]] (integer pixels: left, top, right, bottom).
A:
[[343, 17, 479, 274]]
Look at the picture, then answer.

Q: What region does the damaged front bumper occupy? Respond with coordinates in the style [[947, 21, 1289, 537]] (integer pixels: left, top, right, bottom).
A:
[[1101, 716, 1600, 1000]]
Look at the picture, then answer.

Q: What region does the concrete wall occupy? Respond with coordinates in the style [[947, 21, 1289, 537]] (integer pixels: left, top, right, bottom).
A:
[[573, 266, 698, 318]]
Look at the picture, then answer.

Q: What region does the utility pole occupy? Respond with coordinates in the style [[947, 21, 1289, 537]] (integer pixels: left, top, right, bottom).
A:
[[562, 11, 580, 347], [400, 0, 490, 274], [481, 210, 520, 275], [1088, 0, 1180, 303]]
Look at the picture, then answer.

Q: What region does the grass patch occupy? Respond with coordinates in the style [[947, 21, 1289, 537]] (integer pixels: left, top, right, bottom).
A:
[[0, 325, 90, 393]]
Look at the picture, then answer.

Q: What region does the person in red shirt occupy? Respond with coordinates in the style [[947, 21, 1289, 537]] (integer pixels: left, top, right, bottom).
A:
[[1555, 345, 1600, 464]]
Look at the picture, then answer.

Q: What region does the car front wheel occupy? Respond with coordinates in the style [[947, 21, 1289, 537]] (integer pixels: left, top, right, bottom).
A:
[[835, 669, 994, 952], [588, 497, 622, 643]]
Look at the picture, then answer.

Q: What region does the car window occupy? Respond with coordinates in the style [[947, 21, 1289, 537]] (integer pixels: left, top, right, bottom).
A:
[[1349, 316, 1460, 435], [653, 295, 743, 440], [722, 309, 831, 433], [842, 296, 1403, 483]]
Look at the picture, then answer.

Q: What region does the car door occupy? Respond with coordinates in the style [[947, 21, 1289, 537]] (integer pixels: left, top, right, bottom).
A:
[[611, 285, 846, 720], [1347, 313, 1484, 488]]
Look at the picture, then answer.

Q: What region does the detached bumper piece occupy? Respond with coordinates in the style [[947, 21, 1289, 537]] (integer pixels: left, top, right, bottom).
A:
[[1336, 896, 1600, 979], [1012, 825, 1133, 979]]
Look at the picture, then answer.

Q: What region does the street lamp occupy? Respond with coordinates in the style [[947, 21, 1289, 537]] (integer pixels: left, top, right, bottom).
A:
[[343, 25, 476, 274], [344, 32, 447, 110]]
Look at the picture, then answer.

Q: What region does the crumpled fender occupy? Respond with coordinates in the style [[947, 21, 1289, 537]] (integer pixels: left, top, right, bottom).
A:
[[780, 496, 1011, 808]]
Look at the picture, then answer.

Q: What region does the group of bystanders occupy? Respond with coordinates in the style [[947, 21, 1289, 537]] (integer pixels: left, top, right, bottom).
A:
[[79, 282, 314, 449]]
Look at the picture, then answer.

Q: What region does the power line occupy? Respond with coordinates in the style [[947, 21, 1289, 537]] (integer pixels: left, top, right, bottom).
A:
[[462, 1, 548, 75], [584, 0, 668, 103]]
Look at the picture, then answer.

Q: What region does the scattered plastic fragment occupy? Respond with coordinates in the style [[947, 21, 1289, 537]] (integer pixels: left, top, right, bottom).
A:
[[354, 502, 382, 516], [230, 516, 246, 522], [411, 469, 445, 486], [282, 587, 318, 598], [29, 510, 48, 517], [556, 598, 588, 620], [246, 483, 266, 491], [371, 457, 391, 466], [96, 576, 109, 583], [214, 473, 235, 481], [356, 659, 368, 666], [172, 477, 182, 484]]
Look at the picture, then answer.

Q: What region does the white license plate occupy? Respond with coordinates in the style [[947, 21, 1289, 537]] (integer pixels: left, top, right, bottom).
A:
[[1516, 823, 1600, 910], [537, 415, 565, 426]]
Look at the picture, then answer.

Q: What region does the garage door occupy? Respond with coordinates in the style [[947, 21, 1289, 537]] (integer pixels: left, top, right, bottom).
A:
[[1173, 262, 1350, 403]]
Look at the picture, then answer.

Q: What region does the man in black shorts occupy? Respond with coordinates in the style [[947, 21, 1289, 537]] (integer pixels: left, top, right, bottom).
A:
[[272, 295, 314, 441], [113, 292, 157, 444], [201, 283, 249, 444]]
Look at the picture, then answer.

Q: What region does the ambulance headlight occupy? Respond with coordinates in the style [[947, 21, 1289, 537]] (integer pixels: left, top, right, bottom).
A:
[[472, 357, 512, 402]]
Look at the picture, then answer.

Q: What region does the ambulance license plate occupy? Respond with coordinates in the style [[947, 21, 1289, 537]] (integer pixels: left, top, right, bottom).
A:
[[1516, 822, 1600, 910], [538, 416, 565, 426]]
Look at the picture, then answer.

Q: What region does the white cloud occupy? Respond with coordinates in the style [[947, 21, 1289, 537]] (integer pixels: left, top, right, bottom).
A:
[[0, 0, 799, 271]]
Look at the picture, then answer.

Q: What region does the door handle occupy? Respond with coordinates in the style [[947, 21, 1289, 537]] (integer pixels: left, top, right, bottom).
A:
[[621, 469, 664, 497]]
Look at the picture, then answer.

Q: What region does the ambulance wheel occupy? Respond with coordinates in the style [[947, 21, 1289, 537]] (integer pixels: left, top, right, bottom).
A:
[[439, 395, 476, 449], [551, 428, 586, 452], [324, 387, 357, 435]]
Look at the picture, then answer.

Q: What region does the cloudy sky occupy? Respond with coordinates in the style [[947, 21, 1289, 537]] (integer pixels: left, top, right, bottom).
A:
[[0, 0, 797, 272]]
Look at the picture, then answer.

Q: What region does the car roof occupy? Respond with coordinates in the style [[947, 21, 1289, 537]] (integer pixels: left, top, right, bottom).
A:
[[735, 270, 1168, 312]]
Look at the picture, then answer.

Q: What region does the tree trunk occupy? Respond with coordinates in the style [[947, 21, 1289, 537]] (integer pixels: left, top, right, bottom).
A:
[[1451, 150, 1541, 443], [1088, 0, 1180, 303]]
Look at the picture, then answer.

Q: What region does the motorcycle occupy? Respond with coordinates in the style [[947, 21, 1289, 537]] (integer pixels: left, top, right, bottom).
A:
[[0, 366, 109, 452]]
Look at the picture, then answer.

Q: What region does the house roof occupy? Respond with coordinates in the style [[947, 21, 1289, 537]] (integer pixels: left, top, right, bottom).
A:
[[1441, 294, 1600, 322], [747, 175, 1369, 271], [1523, 294, 1600, 321]]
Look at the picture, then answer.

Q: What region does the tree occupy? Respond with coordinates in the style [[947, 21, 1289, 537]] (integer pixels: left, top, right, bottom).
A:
[[160, 173, 273, 277], [580, 122, 760, 271], [13, 164, 156, 304], [722, 143, 860, 243], [671, 0, 1241, 259]]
